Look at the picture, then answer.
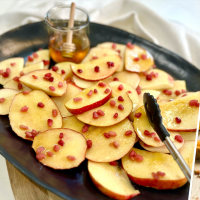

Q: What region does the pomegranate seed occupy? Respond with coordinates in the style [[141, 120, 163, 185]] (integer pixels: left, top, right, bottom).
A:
[[107, 61, 114, 68], [98, 82, 106, 87], [113, 113, 118, 119], [157, 171, 166, 177], [135, 112, 142, 118], [49, 86, 55, 91], [97, 109, 105, 116], [47, 119, 53, 127], [43, 60, 50, 66], [94, 89, 98, 93], [108, 131, 117, 137], [151, 72, 158, 78], [154, 136, 161, 142], [141, 54, 147, 60], [175, 90, 181, 96], [44, 73, 51, 78], [36, 153, 45, 160], [58, 139, 64, 146], [134, 154, 144, 162], [94, 66, 100, 72], [33, 52, 38, 58], [59, 132, 64, 139], [37, 102, 44, 108], [13, 76, 19, 82], [181, 89, 186, 93], [125, 130, 133, 136], [118, 84, 124, 91], [73, 97, 82, 102], [152, 172, 159, 180], [118, 96, 124, 102], [146, 74, 152, 81], [133, 57, 140, 62], [52, 66, 58, 72], [0, 98, 5, 103], [136, 85, 141, 95], [118, 104, 124, 110], [58, 81, 63, 88], [31, 129, 38, 137], [109, 161, 118, 166], [116, 49, 121, 54], [47, 151, 53, 157], [93, 111, 99, 119], [92, 56, 98, 60], [112, 43, 117, 49], [20, 106, 29, 112], [104, 132, 111, 138], [25, 131, 33, 138], [175, 117, 181, 124], [77, 69, 83, 73], [22, 91, 30, 95], [36, 146, 45, 154], [32, 74, 38, 79], [2, 72, 9, 78], [104, 88, 110, 94], [87, 140, 92, 149], [87, 90, 93, 97], [112, 141, 119, 148], [163, 89, 172, 96], [175, 135, 183, 143], [61, 69, 65, 74], [18, 83, 23, 90], [67, 155, 76, 161], [82, 124, 89, 133], [52, 109, 58, 117], [128, 90, 132, 93], [19, 124, 28, 130], [48, 77, 54, 82], [129, 150, 137, 159], [113, 77, 119, 81], [126, 42, 134, 49], [53, 144, 60, 152], [20, 71, 24, 76], [110, 100, 116, 107], [144, 130, 153, 137], [28, 56, 33, 62], [10, 62, 16, 67], [189, 99, 199, 107]]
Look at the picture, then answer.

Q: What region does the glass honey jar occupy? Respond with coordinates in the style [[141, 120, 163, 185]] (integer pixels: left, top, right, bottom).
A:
[[45, 3, 90, 63]]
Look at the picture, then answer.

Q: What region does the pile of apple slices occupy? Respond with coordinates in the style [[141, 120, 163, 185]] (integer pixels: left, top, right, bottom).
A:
[[0, 42, 199, 200]]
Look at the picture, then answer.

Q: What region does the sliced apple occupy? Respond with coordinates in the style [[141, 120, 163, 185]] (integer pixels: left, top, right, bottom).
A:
[[122, 148, 187, 189], [160, 92, 200, 132], [52, 81, 82, 117], [9, 90, 62, 141], [22, 61, 44, 74], [72, 55, 121, 81], [139, 69, 174, 90], [84, 119, 136, 162], [65, 81, 111, 115], [26, 49, 50, 68], [0, 89, 19, 115], [125, 44, 154, 72], [51, 62, 73, 80], [88, 161, 140, 200], [72, 75, 96, 89], [77, 94, 132, 127], [0, 57, 24, 85], [32, 128, 87, 169], [20, 69, 67, 96]]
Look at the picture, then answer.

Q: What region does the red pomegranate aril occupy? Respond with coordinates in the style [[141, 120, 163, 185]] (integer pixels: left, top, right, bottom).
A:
[[10, 62, 16, 67], [112, 141, 119, 148], [28, 56, 33, 62], [104, 88, 110, 94], [31, 129, 38, 137], [108, 131, 117, 137], [94, 89, 98, 93], [189, 99, 199, 107], [118, 104, 124, 111], [126, 42, 134, 49], [134, 154, 143, 162], [87, 90, 93, 97], [59, 132, 64, 139], [82, 124, 89, 133], [32, 74, 38, 79], [36, 153, 45, 161], [48, 77, 54, 82], [22, 91, 30, 95], [135, 112, 142, 118], [77, 69, 83, 73], [44, 73, 51, 78], [19, 124, 28, 130], [113, 77, 119, 81], [53, 144, 60, 152], [87, 140, 92, 149], [118, 84, 124, 91], [154, 136, 161, 142], [109, 161, 118, 166], [125, 130, 133, 136], [175, 135, 183, 143], [92, 56, 98, 60], [0, 98, 5, 103], [52, 109, 58, 117], [146, 74, 152, 81], [104, 132, 110, 138], [36, 146, 45, 154], [113, 113, 118, 119], [129, 150, 137, 159], [20, 71, 24, 76], [2, 72, 9, 78], [144, 130, 152, 137], [175, 117, 181, 124], [141, 54, 147, 60], [163, 89, 172, 96], [20, 106, 29, 112], [52, 66, 58, 72], [133, 57, 140, 62], [107, 61, 114, 68], [25, 131, 33, 138], [18, 83, 23, 90], [58, 81, 63, 88], [61, 69, 65, 74], [37, 102, 45, 108], [43, 60, 50, 66], [181, 89, 186, 93], [110, 100, 116, 107], [136, 85, 141, 95], [47, 119, 53, 127], [118, 96, 124, 102], [97, 109, 105, 116], [93, 111, 99, 119], [175, 90, 181, 96], [13, 76, 20, 82], [67, 155, 76, 161], [49, 86, 55, 91], [128, 90, 132, 94], [94, 66, 100, 72], [98, 82, 106, 87], [157, 171, 166, 177], [73, 97, 82, 102], [58, 139, 64, 146], [112, 43, 117, 49], [47, 151, 53, 157], [152, 172, 159, 180], [33, 52, 38, 58]]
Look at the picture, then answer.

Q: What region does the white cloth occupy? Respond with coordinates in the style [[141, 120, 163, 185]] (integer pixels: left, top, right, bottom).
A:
[[0, 0, 200, 200]]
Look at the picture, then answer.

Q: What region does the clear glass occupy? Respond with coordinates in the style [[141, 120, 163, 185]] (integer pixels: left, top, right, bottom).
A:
[[45, 3, 90, 63]]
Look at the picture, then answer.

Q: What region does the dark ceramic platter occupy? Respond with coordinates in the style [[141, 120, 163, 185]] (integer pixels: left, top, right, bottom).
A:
[[0, 21, 200, 200]]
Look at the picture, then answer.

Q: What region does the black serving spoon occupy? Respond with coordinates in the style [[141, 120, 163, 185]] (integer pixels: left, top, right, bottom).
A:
[[143, 93, 191, 182]]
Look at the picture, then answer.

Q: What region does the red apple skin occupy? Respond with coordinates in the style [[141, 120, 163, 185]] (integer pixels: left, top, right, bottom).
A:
[[127, 174, 187, 190], [167, 128, 196, 132], [66, 79, 82, 90], [89, 173, 140, 200], [66, 91, 112, 115]]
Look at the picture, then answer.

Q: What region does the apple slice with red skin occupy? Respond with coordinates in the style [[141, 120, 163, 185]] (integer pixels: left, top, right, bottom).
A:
[[125, 44, 154, 72], [26, 49, 50, 68], [22, 61, 44, 74], [32, 128, 87, 169], [122, 148, 187, 190], [139, 69, 174, 90], [72, 75, 97, 89], [88, 161, 140, 200], [160, 92, 200, 132], [20, 69, 67, 96], [52, 81, 82, 117], [0, 57, 24, 85], [84, 119, 136, 162], [9, 90, 62, 141], [77, 94, 132, 127], [65, 81, 111, 115], [71, 55, 121, 81], [0, 89, 19, 115]]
